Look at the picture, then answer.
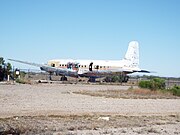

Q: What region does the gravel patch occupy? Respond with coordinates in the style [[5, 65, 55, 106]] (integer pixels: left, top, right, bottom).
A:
[[0, 83, 180, 134], [0, 115, 179, 135]]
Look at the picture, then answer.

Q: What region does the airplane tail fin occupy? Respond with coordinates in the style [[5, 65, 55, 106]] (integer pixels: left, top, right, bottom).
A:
[[124, 41, 139, 68]]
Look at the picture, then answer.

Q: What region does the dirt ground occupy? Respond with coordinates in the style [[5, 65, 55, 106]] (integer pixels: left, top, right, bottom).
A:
[[0, 83, 180, 134]]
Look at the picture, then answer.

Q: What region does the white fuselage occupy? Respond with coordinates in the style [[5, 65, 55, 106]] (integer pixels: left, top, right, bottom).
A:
[[47, 41, 140, 75], [48, 59, 139, 75]]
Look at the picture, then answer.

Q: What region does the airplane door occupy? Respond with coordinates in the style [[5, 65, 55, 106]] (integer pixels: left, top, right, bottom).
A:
[[89, 62, 93, 71]]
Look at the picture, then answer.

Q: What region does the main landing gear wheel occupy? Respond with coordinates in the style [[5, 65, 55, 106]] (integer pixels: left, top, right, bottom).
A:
[[60, 76, 67, 81], [88, 77, 96, 82], [121, 75, 129, 83]]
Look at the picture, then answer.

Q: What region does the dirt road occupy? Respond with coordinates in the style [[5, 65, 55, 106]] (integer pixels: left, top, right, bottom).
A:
[[0, 83, 180, 134]]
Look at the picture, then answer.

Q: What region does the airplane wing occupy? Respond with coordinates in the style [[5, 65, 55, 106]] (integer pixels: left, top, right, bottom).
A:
[[8, 59, 44, 67], [8, 59, 78, 78]]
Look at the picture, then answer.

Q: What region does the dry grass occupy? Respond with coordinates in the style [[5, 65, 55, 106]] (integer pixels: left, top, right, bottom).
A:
[[129, 88, 166, 95], [74, 88, 180, 99], [0, 114, 179, 134]]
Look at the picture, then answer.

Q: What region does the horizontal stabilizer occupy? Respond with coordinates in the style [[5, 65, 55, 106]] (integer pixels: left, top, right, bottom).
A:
[[137, 70, 151, 73]]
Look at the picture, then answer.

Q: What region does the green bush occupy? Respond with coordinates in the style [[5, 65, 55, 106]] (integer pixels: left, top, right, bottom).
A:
[[139, 80, 151, 89], [111, 76, 121, 82], [171, 85, 180, 96], [139, 78, 165, 91], [16, 78, 26, 84], [20, 71, 26, 78]]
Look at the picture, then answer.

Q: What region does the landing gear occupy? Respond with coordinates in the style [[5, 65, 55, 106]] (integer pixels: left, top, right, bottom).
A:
[[88, 77, 96, 82], [123, 76, 129, 83], [49, 72, 53, 80], [120, 73, 129, 83], [60, 75, 67, 81]]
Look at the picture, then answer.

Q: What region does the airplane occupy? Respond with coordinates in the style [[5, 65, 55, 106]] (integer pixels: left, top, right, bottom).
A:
[[8, 41, 150, 82]]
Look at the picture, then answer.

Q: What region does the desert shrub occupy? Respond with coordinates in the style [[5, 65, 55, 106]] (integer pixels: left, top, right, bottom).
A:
[[152, 78, 165, 90], [139, 80, 151, 89], [171, 85, 180, 96], [16, 78, 26, 84], [139, 78, 165, 91], [15, 78, 31, 84], [111, 76, 121, 82], [20, 71, 26, 78], [104, 75, 129, 83]]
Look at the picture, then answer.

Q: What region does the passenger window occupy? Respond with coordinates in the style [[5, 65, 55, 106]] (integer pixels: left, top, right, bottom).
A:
[[51, 63, 55, 67]]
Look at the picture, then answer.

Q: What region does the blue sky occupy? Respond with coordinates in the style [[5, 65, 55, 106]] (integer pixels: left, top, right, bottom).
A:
[[0, 0, 180, 77]]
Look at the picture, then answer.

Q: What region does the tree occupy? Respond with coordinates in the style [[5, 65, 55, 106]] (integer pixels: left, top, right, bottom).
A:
[[6, 62, 12, 74], [0, 57, 13, 81], [0, 57, 5, 65]]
